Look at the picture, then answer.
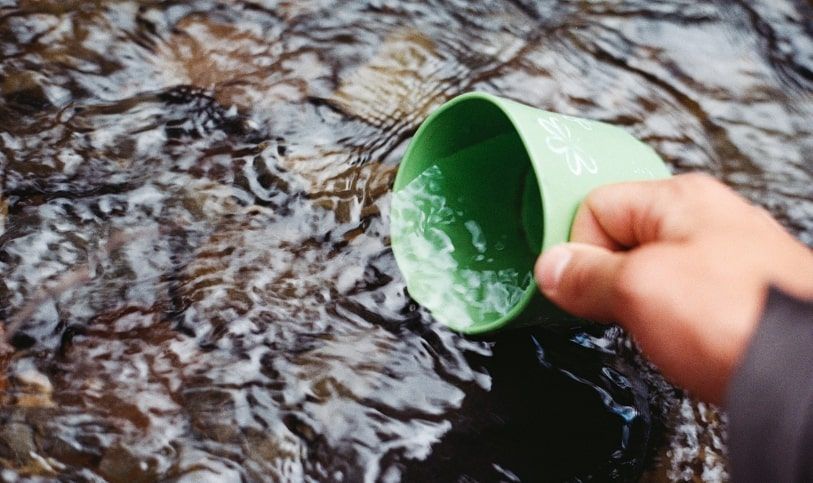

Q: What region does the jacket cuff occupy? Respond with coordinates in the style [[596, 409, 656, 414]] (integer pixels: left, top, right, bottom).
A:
[[725, 287, 813, 482]]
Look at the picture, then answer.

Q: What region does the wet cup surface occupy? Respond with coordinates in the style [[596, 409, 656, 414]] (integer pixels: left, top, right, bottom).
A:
[[390, 92, 670, 334]]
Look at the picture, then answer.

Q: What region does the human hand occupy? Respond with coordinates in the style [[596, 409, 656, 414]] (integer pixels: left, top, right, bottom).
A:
[[534, 173, 813, 404]]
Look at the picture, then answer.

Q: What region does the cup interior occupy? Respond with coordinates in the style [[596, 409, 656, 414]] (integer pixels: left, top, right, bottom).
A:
[[391, 96, 543, 332]]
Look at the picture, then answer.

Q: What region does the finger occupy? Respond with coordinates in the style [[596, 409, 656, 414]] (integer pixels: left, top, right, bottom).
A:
[[535, 242, 625, 322], [570, 175, 707, 248], [569, 201, 624, 251]]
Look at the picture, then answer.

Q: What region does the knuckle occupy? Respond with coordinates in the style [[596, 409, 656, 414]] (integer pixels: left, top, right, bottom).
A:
[[671, 172, 719, 198], [679, 171, 717, 188], [662, 177, 691, 201], [663, 173, 730, 225]]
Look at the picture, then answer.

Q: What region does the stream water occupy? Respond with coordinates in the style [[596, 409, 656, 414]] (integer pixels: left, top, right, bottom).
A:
[[1, 1, 811, 481]]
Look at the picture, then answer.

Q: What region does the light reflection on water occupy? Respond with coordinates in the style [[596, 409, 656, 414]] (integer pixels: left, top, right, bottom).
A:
[[0, 1, 811, 481]]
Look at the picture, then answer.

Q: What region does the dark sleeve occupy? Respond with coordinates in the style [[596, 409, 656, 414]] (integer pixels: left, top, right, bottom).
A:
[[726, 287, 813, 483]]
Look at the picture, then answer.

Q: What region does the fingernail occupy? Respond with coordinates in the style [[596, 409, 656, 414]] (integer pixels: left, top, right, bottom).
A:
[[537, 245, 573, 293]]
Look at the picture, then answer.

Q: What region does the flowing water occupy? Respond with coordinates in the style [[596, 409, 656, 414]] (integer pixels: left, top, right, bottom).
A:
[[0, 0, 811, 481]]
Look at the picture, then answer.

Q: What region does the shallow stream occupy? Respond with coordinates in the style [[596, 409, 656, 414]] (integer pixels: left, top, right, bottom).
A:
[[1, 1, 812, 481]]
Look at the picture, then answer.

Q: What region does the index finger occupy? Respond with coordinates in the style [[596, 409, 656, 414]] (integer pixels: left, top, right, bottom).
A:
[[569, 175, 704, 249]]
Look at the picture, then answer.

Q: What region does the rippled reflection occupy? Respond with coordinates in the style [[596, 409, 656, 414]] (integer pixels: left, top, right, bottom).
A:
[[0, 1, 810, 481]]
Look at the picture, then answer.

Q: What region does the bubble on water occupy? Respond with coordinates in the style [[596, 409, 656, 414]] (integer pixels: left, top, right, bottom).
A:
[[2, 0, 810, 479]]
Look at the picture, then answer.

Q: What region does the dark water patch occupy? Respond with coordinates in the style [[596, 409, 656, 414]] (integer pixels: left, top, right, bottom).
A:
[[0, 0, 811, 481]]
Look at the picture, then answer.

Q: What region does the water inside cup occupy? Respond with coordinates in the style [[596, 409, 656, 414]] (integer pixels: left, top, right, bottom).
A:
[[390, 133, 541, 330]]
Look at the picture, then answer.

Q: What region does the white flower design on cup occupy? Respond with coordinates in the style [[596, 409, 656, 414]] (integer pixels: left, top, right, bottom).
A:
[[632, 166, 656, 179], [537, 116, 599, 176], [561, 114, 594, 131]]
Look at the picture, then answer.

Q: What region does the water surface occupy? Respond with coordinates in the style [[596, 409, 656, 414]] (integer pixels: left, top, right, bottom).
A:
[[1, 0, 811, 481]]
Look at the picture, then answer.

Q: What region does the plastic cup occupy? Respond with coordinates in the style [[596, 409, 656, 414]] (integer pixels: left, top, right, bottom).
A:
[[390, 91, 670, 335]]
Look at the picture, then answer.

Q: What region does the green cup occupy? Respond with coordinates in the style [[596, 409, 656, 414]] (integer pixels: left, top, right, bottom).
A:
[[390, 91, 670, 335]]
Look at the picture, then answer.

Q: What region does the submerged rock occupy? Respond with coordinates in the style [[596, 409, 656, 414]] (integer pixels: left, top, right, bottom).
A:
[[0, 0, 810, 481]]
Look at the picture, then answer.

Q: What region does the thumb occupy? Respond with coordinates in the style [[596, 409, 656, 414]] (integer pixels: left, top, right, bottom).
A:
[[534, 243, 625, 322]]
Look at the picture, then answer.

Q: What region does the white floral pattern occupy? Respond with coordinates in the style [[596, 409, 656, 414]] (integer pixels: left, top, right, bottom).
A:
[[561, 114, 594, 131], [632, 166, 657, 179], [537, 116, 599, 176]]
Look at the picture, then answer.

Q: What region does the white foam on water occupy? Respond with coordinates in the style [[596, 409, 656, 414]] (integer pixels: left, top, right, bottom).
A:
[[391, 165, 528, 330], [464, 220, 486, 253]]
